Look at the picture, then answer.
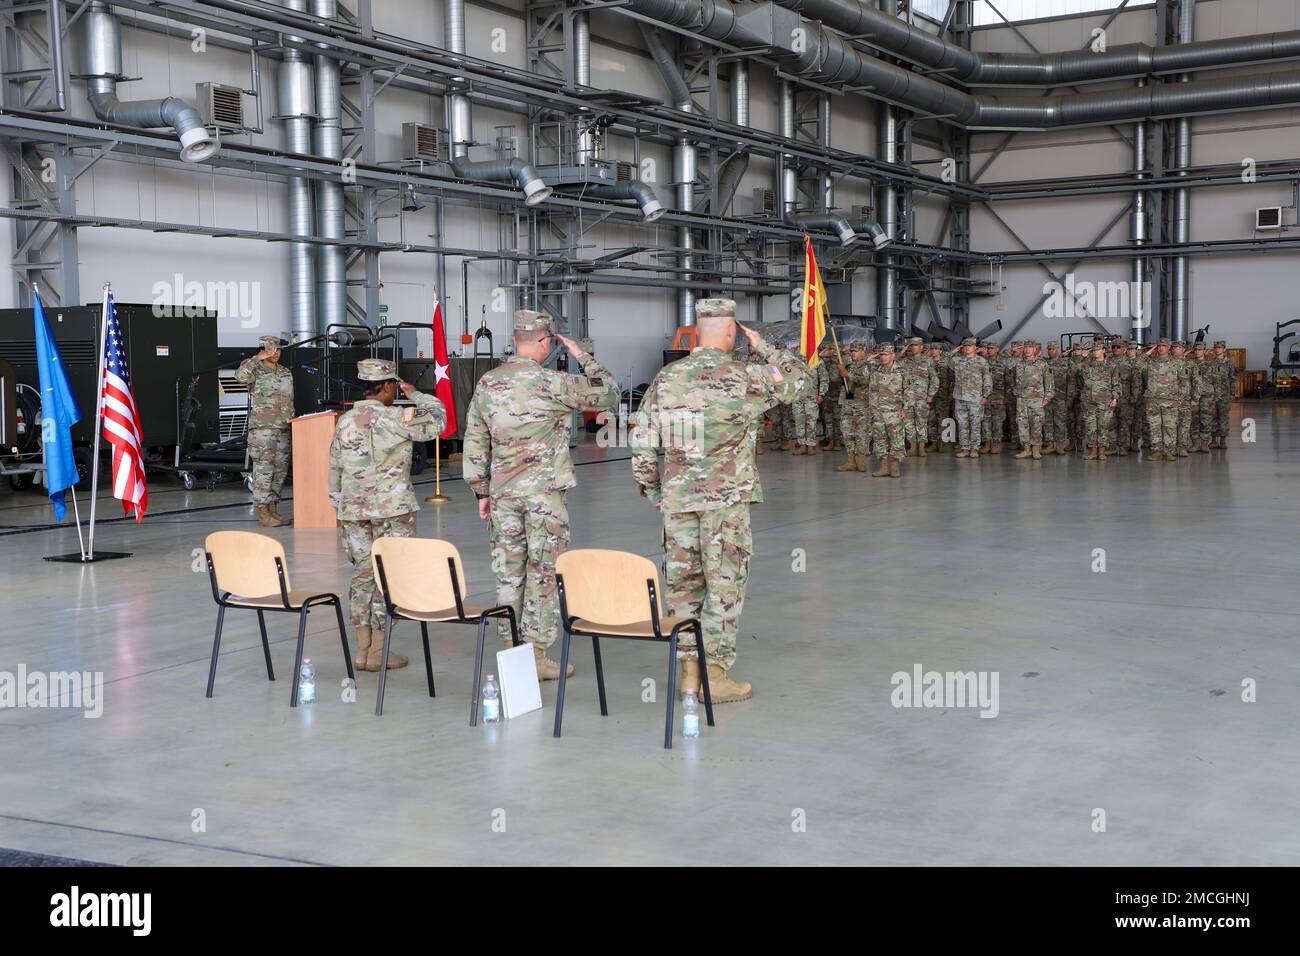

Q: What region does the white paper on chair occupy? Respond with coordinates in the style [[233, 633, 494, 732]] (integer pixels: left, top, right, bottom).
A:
[[495, 643, 542, 719]]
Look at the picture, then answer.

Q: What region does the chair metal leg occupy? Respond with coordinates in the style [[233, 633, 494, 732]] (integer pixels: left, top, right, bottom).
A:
[[695, 625, 715, 727], [205, 605, 226, 698], [420, 622, 435, 698], [290, 607, 309, 708], [470, 616, 488, 727], [552, 625, 573, 738], [374, 615, 395, 716], [592, 636, 608, 716], [333, 599, 354, 681], [507, 607, 521, 647], [664, 631, 679, 750], [256, 610, 274, 681]]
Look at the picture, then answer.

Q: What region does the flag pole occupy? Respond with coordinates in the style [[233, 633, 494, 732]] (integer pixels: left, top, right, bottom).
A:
[[829, 324, 845, 368], [70, 483, 87, 560], [426, 436, 450, 503], [86, 283, 111, 560]]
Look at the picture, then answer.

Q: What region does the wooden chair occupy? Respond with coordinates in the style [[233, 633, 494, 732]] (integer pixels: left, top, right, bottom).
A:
[[371, 537, 520, 723], [553, 549, 714, 749], [204, 531, 352, 707]]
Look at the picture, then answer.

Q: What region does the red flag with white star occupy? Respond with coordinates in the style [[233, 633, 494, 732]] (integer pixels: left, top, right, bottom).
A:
[[432, 301, 457, 439]]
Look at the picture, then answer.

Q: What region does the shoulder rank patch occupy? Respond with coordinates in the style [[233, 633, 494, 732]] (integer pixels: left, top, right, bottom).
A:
[[769, 366, 784, 383], [403, 406, 416, 421]]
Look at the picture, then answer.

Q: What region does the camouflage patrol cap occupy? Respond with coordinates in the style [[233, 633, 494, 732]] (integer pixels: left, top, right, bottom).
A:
[[1193, 341, 1206, 350], [357, 358, 399, 382], [513, 309, 551, 332], [961, 337, 977, 345], [1157, 337, 1171, 345], [878, 343, 895, 354], [1214, 340, 1227, 348], [1025, 341, 1042, 350], [848, 340, 867, 352], [907, 336, 923, 345], [1047, 340, 1061, 349], [1172, 340, 1187, 351], [258, 335, 287, 349], [695, 298, 736, 319]]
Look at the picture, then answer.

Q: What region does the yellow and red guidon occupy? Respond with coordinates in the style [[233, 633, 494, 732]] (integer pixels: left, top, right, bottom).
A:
[[800, 235, 828, 368]]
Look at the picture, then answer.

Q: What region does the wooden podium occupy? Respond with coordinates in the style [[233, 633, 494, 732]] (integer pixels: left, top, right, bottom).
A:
[[289, 411, 341, 529]]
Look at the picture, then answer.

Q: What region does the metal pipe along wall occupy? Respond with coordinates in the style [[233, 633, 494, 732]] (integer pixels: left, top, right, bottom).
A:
[[278, 0, 317, 338], [313, 0, 346, 333]]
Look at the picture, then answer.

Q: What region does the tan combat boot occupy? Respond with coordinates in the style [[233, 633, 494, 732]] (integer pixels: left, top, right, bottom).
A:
[[836, 454, 857, 472], [354, 626, 372, 671], [856, 454, 870, 472], [679, 659, 702, 697], [955, 449, 969, 459], [1015, 444, 1032, 459], [1178, 447, 1189, 458], [1195, 439, 1209, 453], [970, 450, 979, 459], [532, 642, 574, 681], [1098, 447, 1108, 461], [257, 504, 289, 527], [364, 630, 408, 671], [990, 441, 1002, 455], [705, 663, 752, 703], [269, 502, 291, 523], [780, 440, 794, 451], [871, 459, 891, 478], [889, 459, 901, 478], [1032, 444, 1042, 460], [917, 442, 928, 458], [1148, 447, 1162, 462], [1084, 447, 1098, 460], [978, 441, 990, 454]]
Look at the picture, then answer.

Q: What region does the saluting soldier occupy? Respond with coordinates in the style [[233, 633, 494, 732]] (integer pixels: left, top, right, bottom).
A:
[[868, 344, 907, 478], [900, 336, 938, 458], [837, 341, 873, 473], [1079, 341, 1120, 460], [462, 310, 619, 679], [1013, 341, 1053, 460], [1210, 340, 1237, 449], [235, 334, 295, 527], [950, 337, 991, 459], [819, 343, 843, 450], [328, 359, 447, 670], [631, 299, 807, 702]]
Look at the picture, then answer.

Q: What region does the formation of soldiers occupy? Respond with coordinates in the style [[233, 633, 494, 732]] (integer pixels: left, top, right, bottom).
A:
[[762, 334, 1238, 469]]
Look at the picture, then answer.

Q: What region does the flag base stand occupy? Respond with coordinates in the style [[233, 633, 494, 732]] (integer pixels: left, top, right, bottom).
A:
[[424, 494, 450, 503], [44, 551, 133, 563]]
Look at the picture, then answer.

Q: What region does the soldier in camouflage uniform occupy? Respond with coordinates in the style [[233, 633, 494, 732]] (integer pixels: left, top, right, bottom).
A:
[[1079, 341, 1120, 460], [1125, 341, 1145, 453], [1106, 340, 1131, 455], [819, 343, 843, 449], [980, 343, 1007, 454], [328, 358, 447, 670], [926, 341, 952, 452], [837, 342, 873, 472], [1012, 341, 1053, 460], [1044, 342, 1070, 455], [1169, 341, 1194, 457], [1210, 340, 1236, 448], [235, 334, 295, 527], [790, 350, 828, 455], [770, 344, 798, 451], [1005, 341, 1025, 448], [1188, 341, 1215, 452], [463, 311, 619, 680], [744, 347, 772, 454], [900, 336, 938, 458], [950, 337, 991, 458], [1067, 341, 1089, 451], [631, 299, 808, 703], [1142, 338, 1185, 461], [867, 343, 906, 478]]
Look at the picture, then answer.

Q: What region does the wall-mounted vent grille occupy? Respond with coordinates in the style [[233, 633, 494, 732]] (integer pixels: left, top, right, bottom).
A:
[[615, 161, 635, 183], [1256, 207, 1284, 230], [752, 187, 777, 216], [0, 340, 97, 365], [402, 123, 442, 162], [196, 83, 245, 130]]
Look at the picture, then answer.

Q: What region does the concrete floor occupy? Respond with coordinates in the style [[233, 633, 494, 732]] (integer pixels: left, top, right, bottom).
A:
[[1, 402, 1297, 866]]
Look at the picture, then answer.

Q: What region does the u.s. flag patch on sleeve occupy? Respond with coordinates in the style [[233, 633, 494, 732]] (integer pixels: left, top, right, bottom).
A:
[[403, 406, 415, 421], [769, 366, 784, 383]]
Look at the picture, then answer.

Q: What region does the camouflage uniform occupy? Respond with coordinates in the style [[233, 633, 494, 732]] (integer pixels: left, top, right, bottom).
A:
[[1189, 344, 1215, 450], [792, 356, 828, 448], [928, 344, 953, 448], [631, 300, 807, 672], [981, 346, 1008, 449], [1005, 343, 1025, 445], [1109, 345, 1134, 452], [769, 345, 797, 448], [1170, 345, 1194, 453], [1013, 346, 1053, 448], [1079, 354, 1120, 453], [328, 361, 447, 628], [463, 312, 619, 649], [840, 351, 872, 461], [900, 339, 938, 450], [1144, 341, 1187, 457], [235, 335, 295, 506], [949, 341, 991, 454], [1045, 347, 1070, 450], [868, 347, 906, 462], [820, 352, 843, 447], [1211, 341, 1236, 444]]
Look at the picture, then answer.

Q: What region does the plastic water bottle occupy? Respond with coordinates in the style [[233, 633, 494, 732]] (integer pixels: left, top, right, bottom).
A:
[[482, 675, 500, 723], [298, 659, 316, 705], [682, 690, 700, 738]]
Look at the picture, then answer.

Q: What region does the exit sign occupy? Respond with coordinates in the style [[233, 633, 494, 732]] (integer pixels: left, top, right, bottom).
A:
[[378, 304, 388, 314]]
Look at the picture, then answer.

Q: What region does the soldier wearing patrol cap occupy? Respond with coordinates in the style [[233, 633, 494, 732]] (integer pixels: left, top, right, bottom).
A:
[[1141, 337, 1184, 460], [235, 335, 295, 526], [837, 339, 873, 472], [328, 358, 447, 670], [1210, 340, 1236, 448], [1189, 341, 1214, 452], [900, 335, 937, 457], [949, 336, 990, 457], [632, 298, 808, 702], [463, 309, 619, 680]]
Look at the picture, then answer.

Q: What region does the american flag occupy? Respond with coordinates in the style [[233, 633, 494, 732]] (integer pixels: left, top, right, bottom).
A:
[[101, 294, 148, 521]]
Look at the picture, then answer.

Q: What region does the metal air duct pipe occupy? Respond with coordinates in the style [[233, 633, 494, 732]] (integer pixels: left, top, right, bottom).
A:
[[79, 3, 218, 163], [277, 0, 317, 338], [444, 0, 551, 204], [313, 0, 346, 332], [1132, 80, 1148, 344], [639, 23, 697, 326], [584, 182, 665, 221], [774, 0, 1300, 86], [876, 32, 899, 331], [574, 12, 596, 163], [625, 0, 1300, 130], [1171, 0, 1195, 342], [779, 81, 855, 245], [714, 61, 750, 215]]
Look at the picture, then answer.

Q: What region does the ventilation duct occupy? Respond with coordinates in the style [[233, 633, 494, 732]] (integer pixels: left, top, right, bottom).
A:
[[79, 2, 218, 163], [1171, 0, 1195, 343], [715, 61, 750, 215], [625, 0, 1300, 130], [444, 0, 552, 204], [277, 0, 316, 338], [777, 81, 857, 246], [776, 0, 1300, 86], [313, 0, 346, 332], [583, 181, 665, 221]]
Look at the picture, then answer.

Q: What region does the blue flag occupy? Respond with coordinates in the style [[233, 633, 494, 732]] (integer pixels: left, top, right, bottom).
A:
[[33, 290, 81, 521]]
